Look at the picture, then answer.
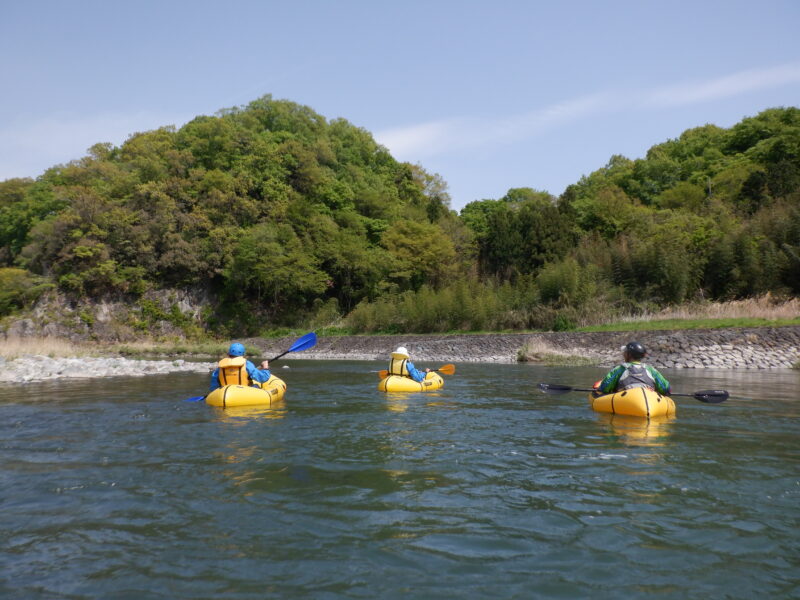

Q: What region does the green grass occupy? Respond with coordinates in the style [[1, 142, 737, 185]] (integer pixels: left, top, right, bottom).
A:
[[578, 317, 800, 332]]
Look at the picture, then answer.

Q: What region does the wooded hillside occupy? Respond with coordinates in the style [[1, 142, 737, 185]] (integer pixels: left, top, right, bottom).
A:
[[1, 98, 798, 336]]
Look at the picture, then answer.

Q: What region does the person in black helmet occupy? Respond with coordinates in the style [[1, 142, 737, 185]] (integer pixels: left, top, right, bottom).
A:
[[596, 341, 671, 395]]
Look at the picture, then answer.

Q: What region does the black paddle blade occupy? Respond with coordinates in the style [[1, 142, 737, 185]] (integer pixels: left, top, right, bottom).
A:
[[538, 383, 572, 394], [694, 390, 729, 403]]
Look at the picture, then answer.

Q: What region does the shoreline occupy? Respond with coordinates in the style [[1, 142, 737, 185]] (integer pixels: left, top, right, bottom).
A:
[[253, 326, 800, 370], [0, 356, 214, 384], [1, 325, 798, 385]]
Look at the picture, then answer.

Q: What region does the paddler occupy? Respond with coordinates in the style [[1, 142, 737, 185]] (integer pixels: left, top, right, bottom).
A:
[[596, 341, 671, 395], [209, 342, 272, 391], [387, 346, 430, 383]]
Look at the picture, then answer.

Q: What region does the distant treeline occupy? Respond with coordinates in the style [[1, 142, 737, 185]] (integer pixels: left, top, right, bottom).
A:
[[1, 97, 798, 335]]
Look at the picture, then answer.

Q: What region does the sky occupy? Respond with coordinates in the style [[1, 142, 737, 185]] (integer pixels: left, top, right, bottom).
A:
[[1, 0, 799, 211]]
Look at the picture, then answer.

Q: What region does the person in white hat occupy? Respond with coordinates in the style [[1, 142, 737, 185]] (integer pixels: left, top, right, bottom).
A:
[[388, 346, 430, 383]]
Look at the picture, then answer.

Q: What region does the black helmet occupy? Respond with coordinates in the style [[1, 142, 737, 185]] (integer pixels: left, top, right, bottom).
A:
[[622, 341, 647, 359]]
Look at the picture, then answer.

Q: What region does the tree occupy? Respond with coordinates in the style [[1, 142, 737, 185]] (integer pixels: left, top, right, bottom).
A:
[[225, 223, 329, 310], [381, 220, 457, 291]]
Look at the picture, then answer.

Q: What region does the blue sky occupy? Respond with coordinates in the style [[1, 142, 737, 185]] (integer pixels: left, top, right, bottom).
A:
[[1, 0, 799, 211]]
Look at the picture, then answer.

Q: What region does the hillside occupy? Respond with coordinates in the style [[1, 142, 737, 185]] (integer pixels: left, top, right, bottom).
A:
[[1, 98, 798, 340]]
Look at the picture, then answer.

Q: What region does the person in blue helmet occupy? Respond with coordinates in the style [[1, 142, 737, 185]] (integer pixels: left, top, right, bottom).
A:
[[597, 341, 671, 395], [209, 342, 272, 392]]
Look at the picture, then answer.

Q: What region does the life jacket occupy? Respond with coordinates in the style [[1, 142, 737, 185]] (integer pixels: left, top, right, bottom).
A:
[[388, 356, 411, 378], [217, 356, 250, 386], [617, 362, 656, 391]]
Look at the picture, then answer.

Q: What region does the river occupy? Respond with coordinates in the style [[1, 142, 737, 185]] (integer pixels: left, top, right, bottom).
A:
[[1, 361, 798, 599]]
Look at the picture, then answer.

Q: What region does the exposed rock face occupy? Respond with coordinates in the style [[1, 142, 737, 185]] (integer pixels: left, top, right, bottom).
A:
[[1, 288, 214, 342]]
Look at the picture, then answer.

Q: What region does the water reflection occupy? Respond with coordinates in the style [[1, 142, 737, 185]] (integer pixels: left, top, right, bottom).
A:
[[382, 391, 447, 412], [595, 413, 675, 447], [383, 392, 411, 413], [210, 399, 287, 422]]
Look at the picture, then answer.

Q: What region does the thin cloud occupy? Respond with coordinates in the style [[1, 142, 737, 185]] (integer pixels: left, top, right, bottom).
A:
[[645, 62, 800, 107], [376, 118, 465, 158], [3, 61, 798, 181], [0, 111, 192, 181], [376, 62, 800, 160], [376, 92, 614, 161]]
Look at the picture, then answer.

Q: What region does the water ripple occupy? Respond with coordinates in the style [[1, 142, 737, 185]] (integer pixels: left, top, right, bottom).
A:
[[0, 363, 798, 599]]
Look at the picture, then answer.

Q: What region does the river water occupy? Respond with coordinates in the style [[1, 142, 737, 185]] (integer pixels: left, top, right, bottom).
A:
[[1, 360, 798, 599]]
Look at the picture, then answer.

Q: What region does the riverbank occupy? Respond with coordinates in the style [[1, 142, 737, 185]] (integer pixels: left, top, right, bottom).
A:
[[0, 355, 213, 384], [1, 326, 798, 385], [255, 326, 800, 369]]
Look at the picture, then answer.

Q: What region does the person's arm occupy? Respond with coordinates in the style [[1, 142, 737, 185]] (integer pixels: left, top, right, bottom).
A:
[[647, 366, 671, 395], [259, 360, 271, 380], [209, 368, 220, 392], [246, 360, 271, 384], [405, 360, 427, 383], [598, 365, 624, 394]]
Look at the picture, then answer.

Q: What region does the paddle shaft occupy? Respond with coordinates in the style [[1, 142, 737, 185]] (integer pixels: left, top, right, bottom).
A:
[[557, 387, 710, 399], [573, 387, 695, 398], [538, 383, 728, 403], [377, 364, 455, 378], [268, 349, 291, 362]]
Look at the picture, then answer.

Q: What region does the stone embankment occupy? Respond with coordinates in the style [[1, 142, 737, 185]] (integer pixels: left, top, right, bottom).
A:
[[254, 326, 800, 370], [1, 326, 797, 385], [521, 327, 800, 369]]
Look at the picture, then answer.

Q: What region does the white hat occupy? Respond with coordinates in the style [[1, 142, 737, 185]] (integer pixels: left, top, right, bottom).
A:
[[392, 346, 409, 358]]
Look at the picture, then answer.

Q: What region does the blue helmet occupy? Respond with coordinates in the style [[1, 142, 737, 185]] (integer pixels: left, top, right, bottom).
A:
[[228, 342, 246, 357]]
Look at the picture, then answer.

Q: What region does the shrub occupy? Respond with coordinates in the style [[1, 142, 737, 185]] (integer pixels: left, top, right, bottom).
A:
[[0, 268, 54, 316]]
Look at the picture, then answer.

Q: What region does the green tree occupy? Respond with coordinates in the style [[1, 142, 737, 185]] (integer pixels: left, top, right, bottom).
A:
[[0, 268, 53, 316], [381, 220, 457, 291], [225, 223, 329, 310]]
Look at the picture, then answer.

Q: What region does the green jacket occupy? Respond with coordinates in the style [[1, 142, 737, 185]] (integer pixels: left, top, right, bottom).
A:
[[599, 361, 670, 395]]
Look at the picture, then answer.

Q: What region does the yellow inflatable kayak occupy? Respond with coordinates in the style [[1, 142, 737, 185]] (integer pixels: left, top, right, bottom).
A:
[[589, 387, 676, 418], [378, 371, 444, 392], [206, 375, 286, 408]]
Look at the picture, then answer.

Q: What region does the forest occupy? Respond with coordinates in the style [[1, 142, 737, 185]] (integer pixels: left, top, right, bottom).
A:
[[1, 96, 798, 337]]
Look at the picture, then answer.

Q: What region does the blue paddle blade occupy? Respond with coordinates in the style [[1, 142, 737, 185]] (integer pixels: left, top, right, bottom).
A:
[[185, 396, 206, 402], [288, 332, 317, 353], [269, 332, 318, 361]]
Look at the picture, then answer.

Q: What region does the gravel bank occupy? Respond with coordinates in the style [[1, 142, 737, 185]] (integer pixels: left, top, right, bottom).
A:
[[0, 356, 213, 384]]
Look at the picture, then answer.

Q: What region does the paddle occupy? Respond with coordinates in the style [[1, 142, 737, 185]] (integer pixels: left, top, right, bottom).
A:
[[376, 364, 456, 379], [184, 332, 318, 401], [537, 382, 729, 404], [267, 331, 317, 362]]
